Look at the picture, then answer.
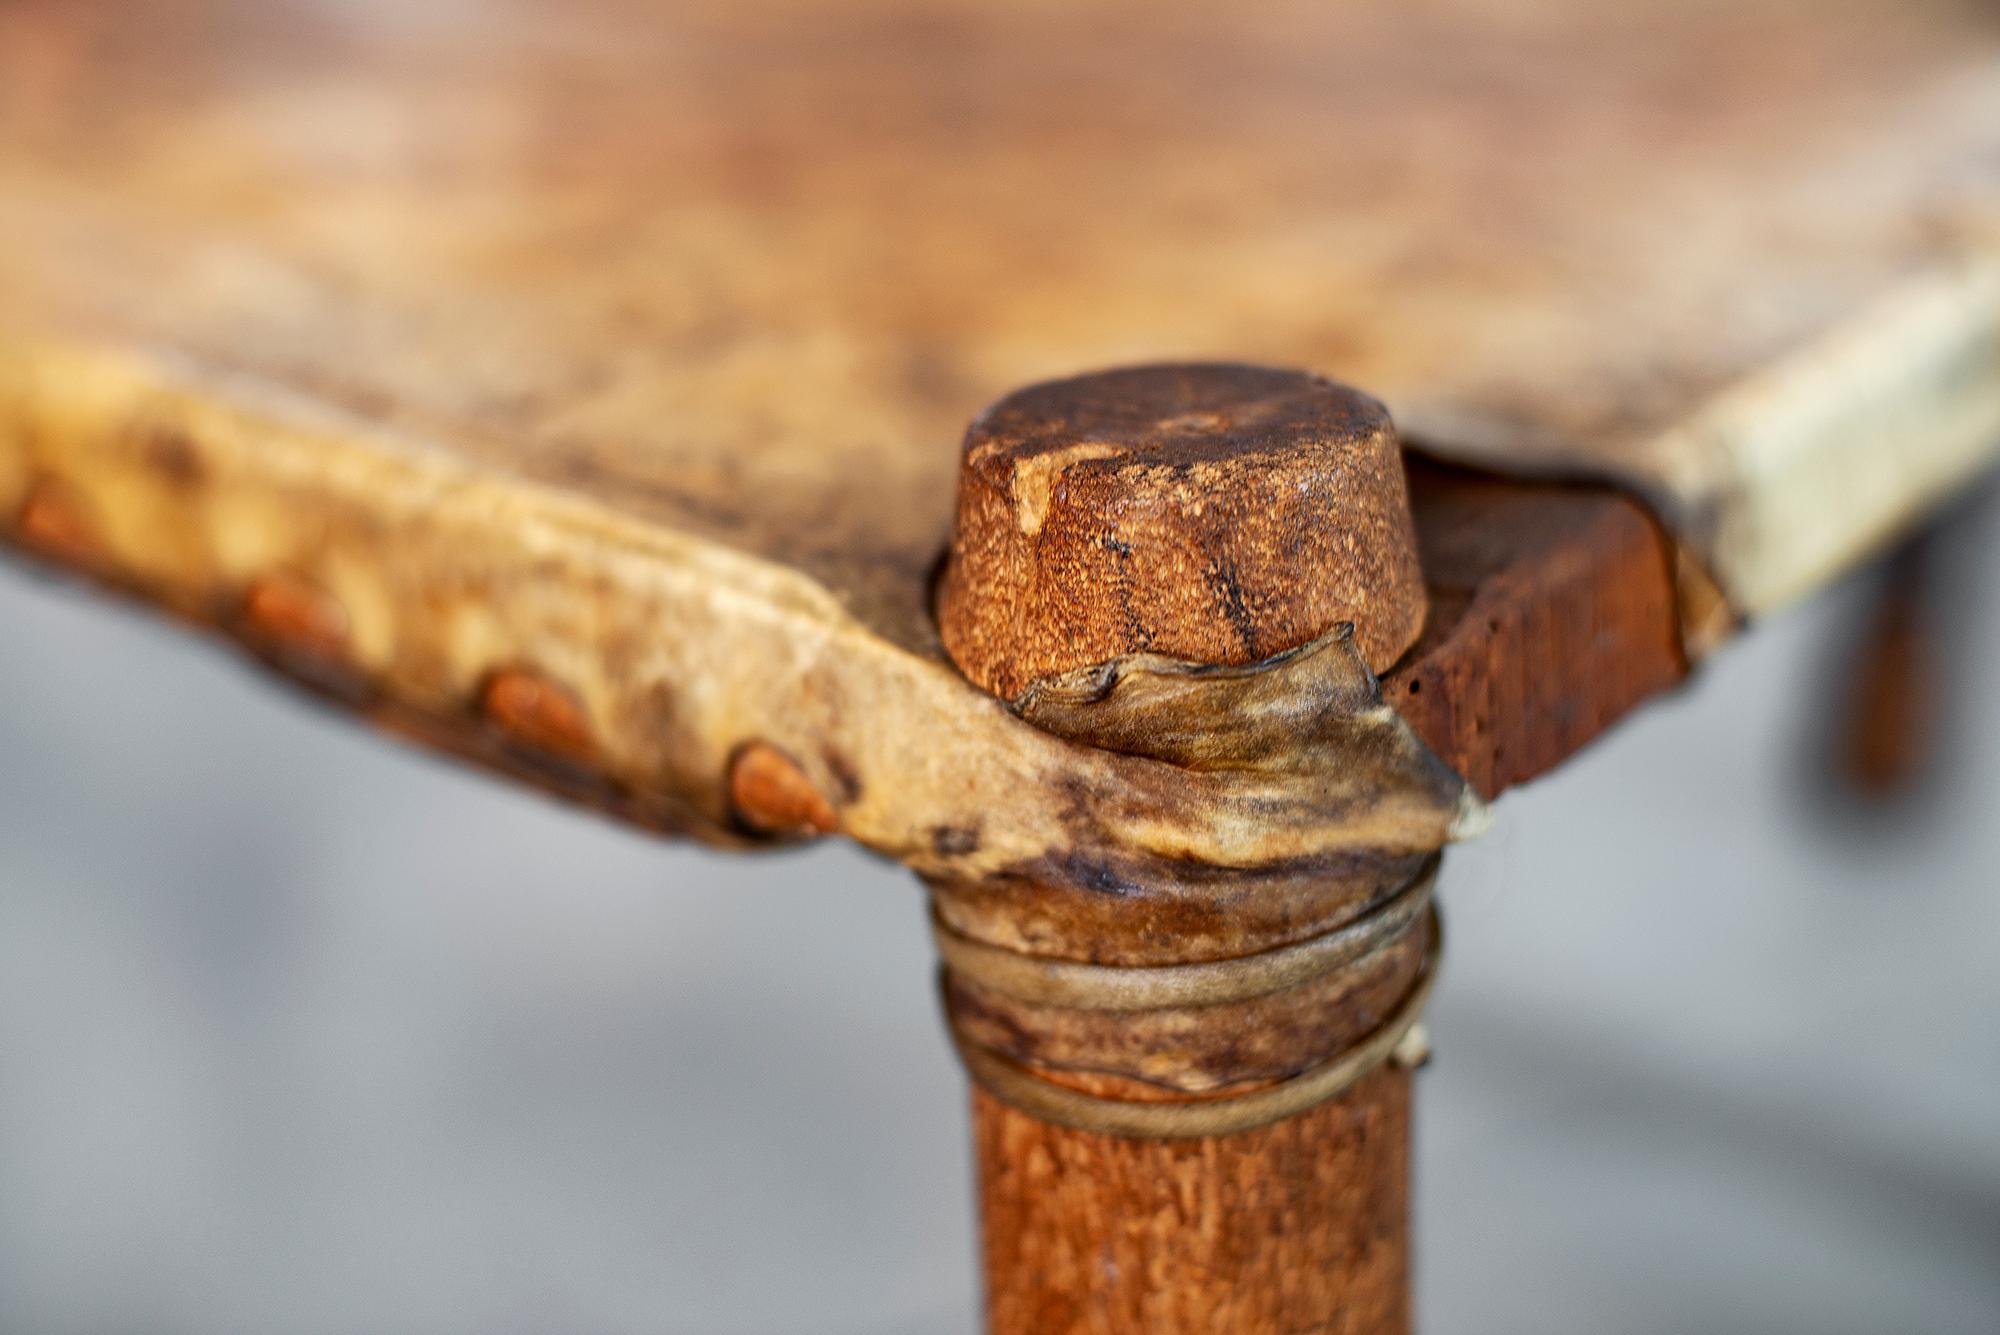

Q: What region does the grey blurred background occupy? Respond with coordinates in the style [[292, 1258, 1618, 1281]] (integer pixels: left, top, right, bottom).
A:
[[2, 501, 1998, 1335]]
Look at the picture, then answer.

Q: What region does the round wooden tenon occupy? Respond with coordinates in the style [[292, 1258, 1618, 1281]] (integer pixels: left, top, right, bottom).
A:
[[938, 363, 1427, 697], [935, 362, 1431, 1334]]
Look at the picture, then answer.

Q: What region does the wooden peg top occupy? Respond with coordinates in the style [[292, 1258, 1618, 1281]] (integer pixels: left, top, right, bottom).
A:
[[938, 364, 1427, 698]]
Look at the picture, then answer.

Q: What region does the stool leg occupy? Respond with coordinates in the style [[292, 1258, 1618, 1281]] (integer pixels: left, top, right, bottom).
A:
[[974, 1072, 1412, 1335]]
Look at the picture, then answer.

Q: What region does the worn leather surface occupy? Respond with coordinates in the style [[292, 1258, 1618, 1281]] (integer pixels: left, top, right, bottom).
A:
[[0, 0, 1994, 861]]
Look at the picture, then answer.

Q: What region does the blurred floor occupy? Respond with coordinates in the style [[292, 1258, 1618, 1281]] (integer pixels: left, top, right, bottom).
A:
[[1, 509, 1997, 1335]]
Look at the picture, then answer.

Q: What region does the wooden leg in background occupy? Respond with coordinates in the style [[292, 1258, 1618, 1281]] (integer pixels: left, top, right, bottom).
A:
[[975, 1072, 1411, 1335]]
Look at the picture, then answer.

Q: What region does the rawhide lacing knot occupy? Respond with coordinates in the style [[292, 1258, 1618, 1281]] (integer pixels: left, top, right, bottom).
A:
[[927, 624, 1474, 1139], [937, 860, 1440, 1139]]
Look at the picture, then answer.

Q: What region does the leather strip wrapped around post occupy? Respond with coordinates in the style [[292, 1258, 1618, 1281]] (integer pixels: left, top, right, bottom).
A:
[[927, 623, 1483, 1139]]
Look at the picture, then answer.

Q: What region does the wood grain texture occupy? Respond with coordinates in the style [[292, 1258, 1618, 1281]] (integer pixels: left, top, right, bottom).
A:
[[940, 365, 1425, 695], [975, 1071, 1410, 1335], [1386, 459, 1687, 799]]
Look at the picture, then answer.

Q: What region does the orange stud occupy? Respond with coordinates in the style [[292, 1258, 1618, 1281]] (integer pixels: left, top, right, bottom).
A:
[[242, 573, 349, 661], [728, 741, 838, 837], [17, 481, 101, 566], [480, 668, 597, 762]]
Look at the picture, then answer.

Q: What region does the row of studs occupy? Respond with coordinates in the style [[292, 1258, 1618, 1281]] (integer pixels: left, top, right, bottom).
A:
[[11, 477, 839, 842]]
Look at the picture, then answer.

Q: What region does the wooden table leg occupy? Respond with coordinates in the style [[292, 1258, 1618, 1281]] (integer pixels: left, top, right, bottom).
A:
[[974, 1075, 1412, 1333], [933, 365, 1439, 1333]]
